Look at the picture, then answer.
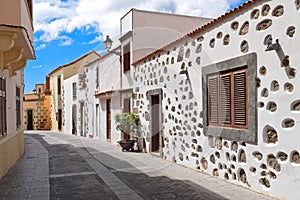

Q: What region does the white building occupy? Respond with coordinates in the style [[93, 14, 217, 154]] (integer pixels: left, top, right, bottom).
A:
[[94, 8, 211, 145], [132, 0, 300, 199]]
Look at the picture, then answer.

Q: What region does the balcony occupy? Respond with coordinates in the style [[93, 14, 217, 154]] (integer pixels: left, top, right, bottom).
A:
[[0, 0, 35, 76]]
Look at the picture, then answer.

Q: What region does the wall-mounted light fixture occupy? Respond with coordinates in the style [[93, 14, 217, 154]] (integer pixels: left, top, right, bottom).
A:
[[103, 35, 120, 56], [179, 69, 189, 80]]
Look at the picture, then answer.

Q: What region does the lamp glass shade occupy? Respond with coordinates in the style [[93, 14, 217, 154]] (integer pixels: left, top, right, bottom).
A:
[[103, 35, 113, 51]]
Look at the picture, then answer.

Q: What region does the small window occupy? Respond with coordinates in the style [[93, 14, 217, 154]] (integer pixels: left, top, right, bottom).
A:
[[202, 53, 257, 144], [57, 76, 61, 95], [72, 82, 77, 100], [123, 43, 130, 72], [16, 86, 21, 129]]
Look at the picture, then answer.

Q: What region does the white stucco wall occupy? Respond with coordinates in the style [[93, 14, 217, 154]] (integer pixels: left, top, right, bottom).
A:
[[64, 75, 78, 135], [2, 70, 23, 135], [133, 1, 300, 199]]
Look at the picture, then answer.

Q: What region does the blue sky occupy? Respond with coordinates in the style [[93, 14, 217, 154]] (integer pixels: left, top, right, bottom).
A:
[[24, 0, 248, 92]]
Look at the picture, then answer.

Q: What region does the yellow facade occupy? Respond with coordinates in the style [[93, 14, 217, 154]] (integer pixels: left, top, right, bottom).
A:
[[48, 51, 100, 132], [0, 0, 34, 179]]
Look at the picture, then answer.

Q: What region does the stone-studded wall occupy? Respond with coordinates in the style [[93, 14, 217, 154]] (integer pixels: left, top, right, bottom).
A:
[[133, 0, 300, 199]]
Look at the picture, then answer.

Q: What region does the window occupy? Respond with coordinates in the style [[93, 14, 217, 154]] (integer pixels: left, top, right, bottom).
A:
[[0, 77, 6, 137], [123, 43, 130, 72], [96, 67, 99, 88], [57, 76, 61, 95], [16, 86, 21, 129], [202, 53, 257, 144], [72, 82, 77, 100], [208, 67, 248, 128]]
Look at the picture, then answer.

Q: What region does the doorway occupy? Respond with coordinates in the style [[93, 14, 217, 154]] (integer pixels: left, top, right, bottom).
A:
[[72, 105, 77, 135], [106, 99, 111, 141], [58, 109, 62, 131], [27, 109, 33, 130], [151, 94, 161, 153], [80, 102, 84, 136], [123, 98, 131, 140], [96, 104, 99, 137]]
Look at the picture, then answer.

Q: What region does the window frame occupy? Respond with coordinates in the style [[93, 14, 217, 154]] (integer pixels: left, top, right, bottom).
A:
[[0, 77, 6, 137], [207, 67, 248, 129], [123, 43, 131, 72], [202, 53, 257, 144], [16, 86, 21, 130]]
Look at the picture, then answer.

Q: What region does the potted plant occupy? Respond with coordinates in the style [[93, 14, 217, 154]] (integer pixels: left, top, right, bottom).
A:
[[114, 112, 140, 151]]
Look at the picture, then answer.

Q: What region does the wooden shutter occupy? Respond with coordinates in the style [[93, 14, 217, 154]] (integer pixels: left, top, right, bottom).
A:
[[233, 69, 247, 127], [220, 73, 231, 124], [208, 75, 219, 125], [123, 44, 130, 72]]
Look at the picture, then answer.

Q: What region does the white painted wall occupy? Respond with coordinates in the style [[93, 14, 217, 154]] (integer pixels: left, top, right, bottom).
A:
[[3, 70, 23, 135], [64, 75, 78, 135], [133, 1, 300, 199]]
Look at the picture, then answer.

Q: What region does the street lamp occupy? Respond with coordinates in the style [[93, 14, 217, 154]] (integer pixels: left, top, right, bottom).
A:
[[103, 35, 113, 52], [103, 35, 120, 56]]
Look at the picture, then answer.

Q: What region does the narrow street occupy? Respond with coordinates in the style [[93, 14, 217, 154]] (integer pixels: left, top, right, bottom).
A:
[[0, 131, 277, 200]]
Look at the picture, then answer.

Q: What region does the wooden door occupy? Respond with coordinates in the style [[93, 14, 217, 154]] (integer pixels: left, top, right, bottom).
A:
[[106, 99, 111, 141], [151, 95, 160, 152], [27, 110, 33, 130], [72, 105, 77, 135]]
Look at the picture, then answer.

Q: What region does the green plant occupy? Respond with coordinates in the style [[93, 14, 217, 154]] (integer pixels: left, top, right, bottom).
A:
[[114, 112, 140, 137]]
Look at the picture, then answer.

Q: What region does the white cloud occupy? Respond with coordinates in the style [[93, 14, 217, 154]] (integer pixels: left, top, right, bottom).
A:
[[33, 0, 245, 44], [32, 65, 42, 69], [36, 43, 46, 50]]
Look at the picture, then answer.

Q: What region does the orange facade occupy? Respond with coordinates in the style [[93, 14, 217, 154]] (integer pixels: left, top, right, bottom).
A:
[[23, 78, 51, 130]]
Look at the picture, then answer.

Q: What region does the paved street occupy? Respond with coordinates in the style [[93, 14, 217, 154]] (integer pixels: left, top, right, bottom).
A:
[[0, 131, 278, 200]]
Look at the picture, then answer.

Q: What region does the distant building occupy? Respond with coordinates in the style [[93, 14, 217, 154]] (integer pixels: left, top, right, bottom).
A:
[[23, 77, 51, 130], [49, 51, 100, 133], [0, 0, 35, 179]]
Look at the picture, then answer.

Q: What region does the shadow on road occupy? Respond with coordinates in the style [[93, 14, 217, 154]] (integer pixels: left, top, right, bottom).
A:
[[28, 133, 229, 200]]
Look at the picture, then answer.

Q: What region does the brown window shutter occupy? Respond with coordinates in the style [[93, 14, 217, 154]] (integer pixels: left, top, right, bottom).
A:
[[208, 75, 219, 125], [220, 73, 231, 124], [233, 69, 247, 126]]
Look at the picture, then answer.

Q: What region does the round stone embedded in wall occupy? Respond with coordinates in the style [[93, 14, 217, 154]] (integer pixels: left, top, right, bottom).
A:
[[231, 21, 239, 31], [240, 40, 249, 53], [217, 32, 223, 39], [261, 88, 269, 98], [231, 141, 238, 153], [196, 57, 201, 65], [238, 149, 247, 163], [238, 168, 247, 184], [267, 154, 281, 172], [223, 34, 230, 45], [239, 21, 249, 36], [287, 26, 296, 37], [185, 48, 191, 58], [259, 66, 267, 76], [201, 157, 208, 170], [262, 4, 271, 16], [252, 151, 263, 161], [271, 80, 280, 91], [260, 178, 270, 188], [266, 101, 277, 112], [250, 167, 257, 175], [284, 82, 294, 93], [277, 151, 288, 162], [282, 118, 295, 128], [291, 151, 300, 164], [291, 100, 300, 111], [251, 9, 260, 19], [263, 125, 278, 144], [209, 38, 215, 48], [257, 19, 272, 31], [272, 5, 284, 17], [177, 47, 184, 62], [196, 43, 202, 53], [258, 102, 265, 108]]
